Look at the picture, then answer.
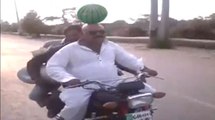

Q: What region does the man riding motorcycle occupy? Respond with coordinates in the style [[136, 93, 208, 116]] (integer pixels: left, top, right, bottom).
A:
[[26, 24, 163, 118], [46, 24, 165, 120], [27, 25, 83, 117]]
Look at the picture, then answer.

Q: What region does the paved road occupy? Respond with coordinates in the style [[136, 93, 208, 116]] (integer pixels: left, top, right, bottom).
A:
[[1, 34, 215, 120]]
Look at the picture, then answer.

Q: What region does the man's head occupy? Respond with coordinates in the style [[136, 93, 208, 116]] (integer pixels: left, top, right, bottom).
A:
[[63, 24, 82, 43], [81, 24, 106, 43]]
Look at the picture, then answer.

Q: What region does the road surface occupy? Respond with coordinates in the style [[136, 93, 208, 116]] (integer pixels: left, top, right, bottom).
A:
[[1, 34, 215, 120]]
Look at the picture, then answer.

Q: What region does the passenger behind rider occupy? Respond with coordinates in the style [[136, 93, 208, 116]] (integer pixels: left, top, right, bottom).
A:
[[46, 24, 165, 120], [27, 24, 132, 118], [27, 24, 83, 118]]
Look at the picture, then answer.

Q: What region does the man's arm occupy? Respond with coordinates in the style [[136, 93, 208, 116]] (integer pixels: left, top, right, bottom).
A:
[[27, 45, 64, 80], [46, 46, 78, 83], [114, 43, 144, 72], [113, 42, 158, 76], [115, 62, 137, 75]]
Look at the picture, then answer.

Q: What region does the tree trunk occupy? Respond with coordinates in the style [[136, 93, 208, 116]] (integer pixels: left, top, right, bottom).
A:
[[157, 0, 172, 48], [149, 0, 158, 48]]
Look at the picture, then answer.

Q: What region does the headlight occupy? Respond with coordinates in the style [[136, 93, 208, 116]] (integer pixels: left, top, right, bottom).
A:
[[127, 93, 153, 109]]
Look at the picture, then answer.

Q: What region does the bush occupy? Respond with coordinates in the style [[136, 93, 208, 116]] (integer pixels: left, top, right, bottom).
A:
[[170, 18, 215, 40], [21, 10, 49, 37]]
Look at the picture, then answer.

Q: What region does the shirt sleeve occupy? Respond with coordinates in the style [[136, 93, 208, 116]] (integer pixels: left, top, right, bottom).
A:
[[46, 46, 77, 83], [114, 43, 144, 72]]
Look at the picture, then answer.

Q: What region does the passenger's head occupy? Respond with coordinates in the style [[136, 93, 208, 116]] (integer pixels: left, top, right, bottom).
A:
[[63, 24, 82, 43], [81, 24, 106, 43]]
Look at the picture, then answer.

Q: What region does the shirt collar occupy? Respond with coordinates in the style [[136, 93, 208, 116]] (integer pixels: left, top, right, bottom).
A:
[[78, 39, 109, 52]]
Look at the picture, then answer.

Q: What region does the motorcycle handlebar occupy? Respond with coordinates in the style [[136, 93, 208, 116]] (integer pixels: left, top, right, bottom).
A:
[[64, 80, 99, 88], [64, 72, 154, 89]]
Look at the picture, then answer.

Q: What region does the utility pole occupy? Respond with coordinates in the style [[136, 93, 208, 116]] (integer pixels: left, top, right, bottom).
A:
[[149, 0, 171, 48], [14, 0, 19, 23], [157, 0, 171, 48], [14, 0, 23, 35], [149, 0, 158, 48]]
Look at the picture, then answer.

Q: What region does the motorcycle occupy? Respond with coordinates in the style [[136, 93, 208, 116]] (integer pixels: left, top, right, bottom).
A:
[[54, 72, 162, 120], [17, 64, 164, 120]]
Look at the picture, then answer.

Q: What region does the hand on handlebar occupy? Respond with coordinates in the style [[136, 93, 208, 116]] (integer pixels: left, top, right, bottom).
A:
[[141, 67, 158, 77], [147, 69, 158, 76], [140, 68, 164, 80]]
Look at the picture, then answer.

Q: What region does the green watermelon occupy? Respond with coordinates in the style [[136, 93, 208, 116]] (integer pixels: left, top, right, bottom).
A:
[[77, 4, 108, 24]]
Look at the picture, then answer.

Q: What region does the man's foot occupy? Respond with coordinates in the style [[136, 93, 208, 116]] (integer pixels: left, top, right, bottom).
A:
[[55, 114, 64, 120], [103, 101, 118, 109], [37, 97, 50, 107], [37, 101, 47, 107], [47, 110, 58, 118], [152, 92, 166, 99]]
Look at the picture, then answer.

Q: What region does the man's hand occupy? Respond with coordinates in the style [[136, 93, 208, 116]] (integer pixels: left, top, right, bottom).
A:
[[147, 69, 158, 76], [62, 79, 81, 87], [142, 67, 158, 76]]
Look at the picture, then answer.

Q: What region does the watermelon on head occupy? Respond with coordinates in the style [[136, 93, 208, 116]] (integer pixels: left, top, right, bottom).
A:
[[77, 4, 108, 24]]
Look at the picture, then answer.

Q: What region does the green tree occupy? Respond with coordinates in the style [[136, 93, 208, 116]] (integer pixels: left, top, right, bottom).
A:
[[207, 13, 215, 29], [21, 10, 47, 37], [43, 7, 81, 25], [206, 13, 215, 20], [41, 8, 81, 35], [10, 23, 18, 32], [1, 20, 11, 32], [104, 20, 129, 36], [42, 16, 61, 21]]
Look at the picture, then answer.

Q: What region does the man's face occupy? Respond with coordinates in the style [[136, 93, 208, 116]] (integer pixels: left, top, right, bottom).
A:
[[84, 25, 106, 43], [65, 30, 82, 42]]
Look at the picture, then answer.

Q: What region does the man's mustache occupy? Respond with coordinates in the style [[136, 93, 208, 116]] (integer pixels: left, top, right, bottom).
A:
[[94, 35, 105, 38]]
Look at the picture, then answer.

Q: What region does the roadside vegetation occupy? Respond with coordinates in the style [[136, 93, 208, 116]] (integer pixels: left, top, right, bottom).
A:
[[1, 10, 215, 40]]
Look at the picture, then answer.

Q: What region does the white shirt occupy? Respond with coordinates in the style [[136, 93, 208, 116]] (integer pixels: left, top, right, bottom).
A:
[[46, 40, 144, 85]]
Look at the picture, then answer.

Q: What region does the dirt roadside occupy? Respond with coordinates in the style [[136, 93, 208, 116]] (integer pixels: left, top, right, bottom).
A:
[[1, 34, 215, 120]]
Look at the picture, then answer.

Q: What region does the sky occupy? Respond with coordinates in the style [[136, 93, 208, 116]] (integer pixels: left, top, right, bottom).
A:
[[1, 0, 215, 24]]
